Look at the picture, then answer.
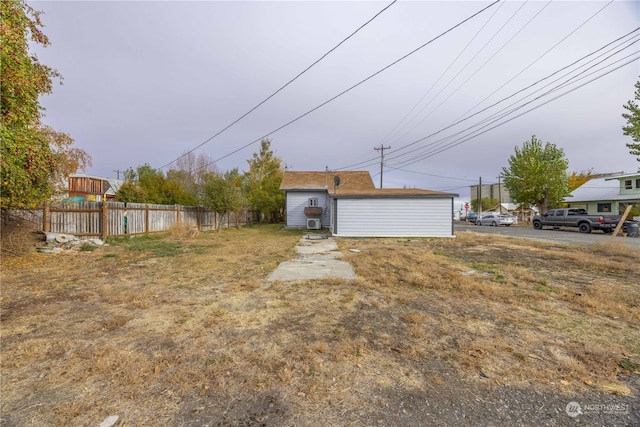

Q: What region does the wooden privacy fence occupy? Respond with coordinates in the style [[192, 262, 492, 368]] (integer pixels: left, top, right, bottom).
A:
[[42, 202, 258, 240]]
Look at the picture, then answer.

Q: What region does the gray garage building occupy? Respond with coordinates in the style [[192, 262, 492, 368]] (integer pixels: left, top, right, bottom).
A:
[[280, 170, 458, 238]]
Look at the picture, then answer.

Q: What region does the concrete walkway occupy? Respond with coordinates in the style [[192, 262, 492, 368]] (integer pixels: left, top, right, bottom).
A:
[[267, 234, 356, 282]]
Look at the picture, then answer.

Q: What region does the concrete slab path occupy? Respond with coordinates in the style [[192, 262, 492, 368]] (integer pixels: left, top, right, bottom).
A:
[[267, 234, 356, 282]]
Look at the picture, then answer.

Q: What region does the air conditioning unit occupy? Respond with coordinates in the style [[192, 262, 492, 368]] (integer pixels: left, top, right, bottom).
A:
[[306, 218, 321, 230]]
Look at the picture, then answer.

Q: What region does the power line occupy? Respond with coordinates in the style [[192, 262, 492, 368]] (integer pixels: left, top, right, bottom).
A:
[[384, 2, 623, 165], [382, 0, 540, 147], [334, 0, 567, 173], [390, 46, 639, 168], [391, 63, 636, 168], [377, 27, 640, 168], [336, 27, 639, 173], [391, 55, 639, 168], [341, 0, 521, 172], [157, 0, 398, 171], [405, 49, 640, 164], [196, 0, 502, 172], [375, 0, 509, 148], [451, 0, 614, 126], [386, 166, 478, 182]]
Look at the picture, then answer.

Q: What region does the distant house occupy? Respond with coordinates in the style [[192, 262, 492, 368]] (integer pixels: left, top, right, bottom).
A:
[[67, 174, 124, 202], [564, 171, 640, 215], [482, 203, 538, 223], [280, 170, 458, 237]]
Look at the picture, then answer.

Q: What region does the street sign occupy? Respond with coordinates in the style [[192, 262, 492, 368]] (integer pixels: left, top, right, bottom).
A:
[[465, 203, 470, 210]]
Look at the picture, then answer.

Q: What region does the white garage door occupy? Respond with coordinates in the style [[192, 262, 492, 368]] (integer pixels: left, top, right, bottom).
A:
[[334, 197, 453, 237]]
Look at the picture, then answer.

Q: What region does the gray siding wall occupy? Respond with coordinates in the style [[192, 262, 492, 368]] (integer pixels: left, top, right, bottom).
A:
[[334, 197, 453, 237], [285, 191, 330, 227]]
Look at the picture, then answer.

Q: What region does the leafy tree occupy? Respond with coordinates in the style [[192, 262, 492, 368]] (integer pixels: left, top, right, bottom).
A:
[[2, 124, 55, 209], [201, 169, 246, 230], [37, 122, 92, 196], [115, 180, 148, 203], [165, 170, 198, 206], [115, 167, 146, 203], [164, 177, 197, 206], [502, 135, 569, 214], [1, 0, 90, 210], [115, 164, 196, 205], [471, 197, 500, 213], [568, 168, 594, 192], [622, 80, 640, 163], [136, 164, 169, 204], [243, 139, 284, 222]]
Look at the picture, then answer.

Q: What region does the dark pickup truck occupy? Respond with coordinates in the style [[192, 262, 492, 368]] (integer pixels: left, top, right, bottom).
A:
[[532, 208, 624, 234]]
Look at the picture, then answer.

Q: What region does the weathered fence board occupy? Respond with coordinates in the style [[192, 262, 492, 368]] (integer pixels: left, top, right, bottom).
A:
[[41, 202, 257, 239]]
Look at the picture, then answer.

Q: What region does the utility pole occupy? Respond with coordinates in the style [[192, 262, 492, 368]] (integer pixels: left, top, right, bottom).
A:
[[478, 177, 482, 217], [497, 175, 503, 214], [374, 145, 390, 188], [113, 169, 123, 180]]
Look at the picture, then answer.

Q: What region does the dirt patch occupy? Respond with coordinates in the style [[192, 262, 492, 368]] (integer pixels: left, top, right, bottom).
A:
[[1, 226, 638, 426], [1, 210, 43, 256]]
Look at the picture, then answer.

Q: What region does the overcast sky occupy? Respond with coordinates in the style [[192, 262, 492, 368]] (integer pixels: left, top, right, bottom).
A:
[[32, 0, 640, 202]]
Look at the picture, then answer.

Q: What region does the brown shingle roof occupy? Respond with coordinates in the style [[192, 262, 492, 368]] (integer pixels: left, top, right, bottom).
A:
[[331, 188, 458, 197], [280, 171, 375, 191]]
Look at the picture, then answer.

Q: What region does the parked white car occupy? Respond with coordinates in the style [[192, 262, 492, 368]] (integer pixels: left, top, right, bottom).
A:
[[476, 213, 514, 227]]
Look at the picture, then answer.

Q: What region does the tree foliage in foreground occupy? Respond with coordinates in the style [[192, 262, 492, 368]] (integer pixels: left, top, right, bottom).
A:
[[1, 0, 90, 210], [502, 135, 569, 214], [622, 80, 640, 163]]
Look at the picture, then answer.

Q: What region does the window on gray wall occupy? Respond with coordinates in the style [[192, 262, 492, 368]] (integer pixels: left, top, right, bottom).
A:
[[308, 198, 318, 207], [597, 203, 611, 212], [624, 180, 632, 190]]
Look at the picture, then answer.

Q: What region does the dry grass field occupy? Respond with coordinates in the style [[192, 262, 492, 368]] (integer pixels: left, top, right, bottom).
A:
[[1, 224, 639, 426]]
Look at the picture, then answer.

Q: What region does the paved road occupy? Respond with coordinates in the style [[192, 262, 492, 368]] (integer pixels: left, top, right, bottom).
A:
[[455, 222, 640, 248]]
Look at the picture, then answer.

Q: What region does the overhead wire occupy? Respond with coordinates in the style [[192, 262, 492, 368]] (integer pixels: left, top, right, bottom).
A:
[[335, 0, 548, 172], [156, 0, 398, 171], [394, 43, 640, 165], [385, 166, 478, 182], [390, 54, 639, 168], [195, 0, 502, 172], [338, 0, 519, 172], [450, 0, 614, 125], [389, 62, 638, 170], [337, 27, 639, 175], [381, 0, 601, 164], [374, 0, 508, 148], [384, 0, 538, 147], [384, 29, 640, 167]]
